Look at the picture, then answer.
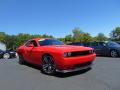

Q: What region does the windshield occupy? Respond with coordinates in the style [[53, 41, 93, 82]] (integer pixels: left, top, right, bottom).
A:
[[107, 41, 120, 47], [39, 39, 64, 46]]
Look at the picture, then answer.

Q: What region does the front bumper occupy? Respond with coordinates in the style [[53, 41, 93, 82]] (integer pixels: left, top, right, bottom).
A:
[[56, 53, 96, 71], [56, 62, 92, 73]]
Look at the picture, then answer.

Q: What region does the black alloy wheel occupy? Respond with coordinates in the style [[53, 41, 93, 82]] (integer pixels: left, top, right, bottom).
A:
[[42, 55, 56, 75], [18, 54, 25, 64], [110, 50, 118, 57]]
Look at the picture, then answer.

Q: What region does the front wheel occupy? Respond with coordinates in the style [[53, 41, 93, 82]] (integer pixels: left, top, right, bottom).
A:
[[18, 54, 25, 64], [42, 55, 56, 75], [110, 50, 118, 57]]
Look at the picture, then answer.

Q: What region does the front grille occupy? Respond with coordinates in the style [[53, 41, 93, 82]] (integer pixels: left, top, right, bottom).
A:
[[71, 50, 92, 57]]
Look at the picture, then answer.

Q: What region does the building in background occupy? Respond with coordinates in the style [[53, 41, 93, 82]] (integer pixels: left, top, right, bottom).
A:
[[0, 42, 6, 51]]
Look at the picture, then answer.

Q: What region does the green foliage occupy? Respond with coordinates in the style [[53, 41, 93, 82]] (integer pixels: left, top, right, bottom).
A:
[[0, 33, 54, 50], [72, 28, 93, 42], [1, 26, 120, 50], [110, 27, 120, 41], [94, 33, 108, 41], [0, 32, 6, 43], [82, 33, 92, 42], [57, 38, 65, 43], [72, 28, 84, 42], [65, 34, 73, 43]]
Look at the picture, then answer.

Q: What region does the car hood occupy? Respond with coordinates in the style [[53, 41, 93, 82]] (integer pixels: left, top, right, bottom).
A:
[[110, 45, 120, 49], [45, 45, 92, 52], [111, 45, 120, 48], [115, 45, 120, 48]]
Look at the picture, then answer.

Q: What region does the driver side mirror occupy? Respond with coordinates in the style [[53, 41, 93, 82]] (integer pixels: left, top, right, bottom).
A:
[[29, 43, 34, 47]]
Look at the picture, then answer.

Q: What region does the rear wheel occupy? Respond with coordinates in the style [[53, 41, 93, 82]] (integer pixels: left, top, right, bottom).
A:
[[110, 50, 118, 57], [3, 53, 10, 59], [18, 54, 25, 64], [42, 55, 56, 75]]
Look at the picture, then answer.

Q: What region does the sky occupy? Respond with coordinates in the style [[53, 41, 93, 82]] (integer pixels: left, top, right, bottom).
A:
[[0, 0, 120, 38]]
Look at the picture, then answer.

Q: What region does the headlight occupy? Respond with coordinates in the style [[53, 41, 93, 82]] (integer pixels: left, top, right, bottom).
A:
[[64, 52, 68, 57], [64, 52, 72, 57], [68, 52, 71, 56], [89, 50, 94, 54]]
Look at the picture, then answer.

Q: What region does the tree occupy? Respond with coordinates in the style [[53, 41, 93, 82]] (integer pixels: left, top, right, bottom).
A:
[[72, 28, 93, 42], [95, 33, 107, 41], [65, 34, 73, 42], [0, 32, 6, 43], [110, 27, 120, 41], [82, 33, 92, 42], [72, 28, 84, 42], [57, 38, 65, 42], [4, 35, 18, 50], [0, 32, 55, 50]]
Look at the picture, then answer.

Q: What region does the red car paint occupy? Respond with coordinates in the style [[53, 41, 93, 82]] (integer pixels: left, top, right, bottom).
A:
[[17, 38, 96, 72]]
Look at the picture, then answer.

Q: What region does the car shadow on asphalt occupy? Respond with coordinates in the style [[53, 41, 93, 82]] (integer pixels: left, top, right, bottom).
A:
[[54, 68, 91, 78], [18, 61, 91, 78]]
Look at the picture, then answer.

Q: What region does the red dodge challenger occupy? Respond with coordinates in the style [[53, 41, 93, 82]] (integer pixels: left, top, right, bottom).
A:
[[17, 38, 96, 75]]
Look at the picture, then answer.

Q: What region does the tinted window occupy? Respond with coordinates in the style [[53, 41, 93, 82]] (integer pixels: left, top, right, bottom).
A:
[[25, 40, 38, 47], [99, 42, 106, 46], [39, 39, 64, 46], [83, 42, 90, 46], [25, 40, 31, 47], [91, 42, 98, 46], [32, 40, 38, 46], [68, 42, 82, 46], [107, 41, 120, 47]]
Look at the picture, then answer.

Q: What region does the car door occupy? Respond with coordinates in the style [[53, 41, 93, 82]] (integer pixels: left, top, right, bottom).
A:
[[90, 42, 102, 55], [28, 40, 42, 64], [99, 42, 110, 56], [23, 40, 35, 63]]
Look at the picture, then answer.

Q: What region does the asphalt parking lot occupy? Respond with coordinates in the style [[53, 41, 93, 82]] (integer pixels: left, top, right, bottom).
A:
[[0, 57, 120, 90]]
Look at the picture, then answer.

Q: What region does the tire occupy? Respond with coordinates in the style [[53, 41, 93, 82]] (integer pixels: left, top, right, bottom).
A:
[[3, 53, 10, 59], [110, 50, 118, 57], [18, 54, 25, 64], [42, 55, 56, 75]]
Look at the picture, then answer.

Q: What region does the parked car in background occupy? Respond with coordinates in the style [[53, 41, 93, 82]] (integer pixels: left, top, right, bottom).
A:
[[116, 41, 120, 45], [17, 38, 96, 75], [0, 49, 16, 59], [68, 41, 120, 57]]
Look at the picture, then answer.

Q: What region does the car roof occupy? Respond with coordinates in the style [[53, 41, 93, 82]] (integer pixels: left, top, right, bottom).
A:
[[31, 38, 50, 41]]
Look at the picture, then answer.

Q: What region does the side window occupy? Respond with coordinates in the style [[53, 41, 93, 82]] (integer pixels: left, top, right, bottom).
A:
[[85, 42, 90, 47], [39, 40, 50, 46], [91, 42, 98, 46], [25, 40, 31, 47], [31, 40, 38, 47], [82, 42, 90, 47], [99, 42, 106, 46], [25, 40, 38, 47], [73, 42, 81, 46]]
